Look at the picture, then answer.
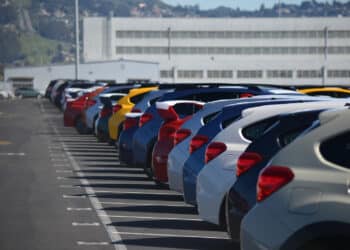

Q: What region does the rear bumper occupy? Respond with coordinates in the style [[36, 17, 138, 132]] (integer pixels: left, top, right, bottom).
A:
[[63, 108, 81, 127]]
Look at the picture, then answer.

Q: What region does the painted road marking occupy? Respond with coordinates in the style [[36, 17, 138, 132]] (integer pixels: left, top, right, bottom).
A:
[[67, 207, 92, 211], [0, 140, 11, 145], [63, 194, 87, 199], [0, 152, 26, 156], [93, 190, 180, 196], [60, 185, 83, 189], [100, 201, 190, 207], [61, 142, 127, 250], [56, 170, 73, 173], [101, 214, 202, 221], [77, 241, 109, 246], [72, 222, 100, 226], [114, 231, 229, 240]]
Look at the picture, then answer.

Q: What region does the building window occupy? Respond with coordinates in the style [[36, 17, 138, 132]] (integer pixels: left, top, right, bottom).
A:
[[207, 70, 233, 78], [328, 70, 350, 78], [116, 30, 350, 39], [297, 70, 322, 78], [267, 70, 293, 78], [160, 70, 174, 78], [177, 70, 203, 79], [116, 46, 350, 55], [237, 70, 263, 78]]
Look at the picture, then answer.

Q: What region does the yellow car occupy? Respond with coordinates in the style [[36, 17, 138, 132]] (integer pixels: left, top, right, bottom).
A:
[[298, 87, 350, 98], [108, 86, 158, 141]]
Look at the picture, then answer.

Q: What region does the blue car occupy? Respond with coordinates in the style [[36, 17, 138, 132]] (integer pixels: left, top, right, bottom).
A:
[[131, 85, 300, 178], [118, 89, 172, 164], [182, 97, 315, 206], [84, 84, 139, 133]]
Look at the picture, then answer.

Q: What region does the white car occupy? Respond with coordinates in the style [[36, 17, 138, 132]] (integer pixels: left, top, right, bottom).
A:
[[196, 100, 349, 227], [241, 107, 350, 250], [167, 95, 311, 193]]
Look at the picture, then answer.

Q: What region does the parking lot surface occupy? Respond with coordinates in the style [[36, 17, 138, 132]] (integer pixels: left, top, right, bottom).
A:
[[0, 98, 237, 250]]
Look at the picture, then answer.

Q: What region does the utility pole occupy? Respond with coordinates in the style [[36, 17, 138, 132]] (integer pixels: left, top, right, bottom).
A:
[[322, 26, 328, 86], [75, 0, 80, 80], [278, 0, 281, 18]]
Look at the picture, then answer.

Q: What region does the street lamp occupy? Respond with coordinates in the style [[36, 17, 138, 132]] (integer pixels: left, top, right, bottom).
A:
[[75, 0, 80, 80]]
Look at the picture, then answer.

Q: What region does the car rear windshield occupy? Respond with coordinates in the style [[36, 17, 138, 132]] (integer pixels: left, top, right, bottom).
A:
[[130, 92, 148, 104], [320, 131, 350, 168], [242, 117, 278, 141], [279, 125, 311, 147], [202, 111, 220, 125]]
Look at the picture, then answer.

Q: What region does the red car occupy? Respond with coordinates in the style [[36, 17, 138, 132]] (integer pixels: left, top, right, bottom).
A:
[[63, 86, 104, 127], [152, 100, 204, 184]]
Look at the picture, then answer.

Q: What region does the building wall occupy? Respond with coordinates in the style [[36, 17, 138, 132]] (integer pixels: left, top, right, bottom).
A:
[[83, 17, 350, 85], [4, 60, 159, 92]]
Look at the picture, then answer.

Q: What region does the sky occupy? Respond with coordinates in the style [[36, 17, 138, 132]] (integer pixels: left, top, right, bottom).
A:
[[162, 0, 348, 10]]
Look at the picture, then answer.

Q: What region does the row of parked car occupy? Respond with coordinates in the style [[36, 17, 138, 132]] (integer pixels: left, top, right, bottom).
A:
[[46, 79, 350, 250]]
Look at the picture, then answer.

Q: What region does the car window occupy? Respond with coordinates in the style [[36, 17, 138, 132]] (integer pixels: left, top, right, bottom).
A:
[[194, 92, 240, 102], [130, 92, 148, 104], [242, 117, 278, 141], [221, 115, 241, 129], [278, 125, 311, 147], [202, 111, 220, 124], [173, 103, 202, 116], [320, 131, 350, 168], [149, 97, 160, 106]]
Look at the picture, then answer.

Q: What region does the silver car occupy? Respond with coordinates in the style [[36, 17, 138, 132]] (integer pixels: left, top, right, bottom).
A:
[[241, 107, 350, 250]]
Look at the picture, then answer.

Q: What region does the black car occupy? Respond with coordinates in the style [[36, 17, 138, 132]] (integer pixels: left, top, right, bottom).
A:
[[226, 109, 324, 241]]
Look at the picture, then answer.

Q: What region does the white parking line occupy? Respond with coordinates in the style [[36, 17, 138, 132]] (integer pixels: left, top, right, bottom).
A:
[[57, 176, 70, 180], [114, 231, 229, 240], [61, 143, 127, 250], [67, 207, 92, 211], [72, 222, 100, 226], [94, 190, 180, 196], [77, 241, 109, 246], [56, 170, 73, 173], [100, 201, 191, 207], [101, 214, 202, 221], [63, 194, 87, 199], [59, 185, 83, 189], [0, 152, 26, 156]]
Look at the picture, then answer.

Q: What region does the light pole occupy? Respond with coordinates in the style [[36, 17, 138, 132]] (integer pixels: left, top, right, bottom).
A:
[[322, 26, 328, 86], [75, 0, 80, 80]]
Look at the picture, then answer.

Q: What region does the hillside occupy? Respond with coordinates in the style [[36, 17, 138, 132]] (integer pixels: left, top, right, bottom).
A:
[[0, 0, 349, 67]]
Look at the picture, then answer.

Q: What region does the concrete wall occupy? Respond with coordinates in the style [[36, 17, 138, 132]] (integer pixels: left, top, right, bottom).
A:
[[4, 60, 159, 93]]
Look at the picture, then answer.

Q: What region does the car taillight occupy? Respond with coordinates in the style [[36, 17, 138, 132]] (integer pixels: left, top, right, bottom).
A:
[[158, 125, 177, 141], [257, 166, 294, 202], [240, 93, 254, 98], [86, 98, 97, 107], [205, 142, 227, 164], [100, 107, 112, 118], [123, 117, 138, 130], [139, 113, 153, 127], [174, 129, 191, 145], [131, 108, 141, 113], [113, 104, 122, 113], [236, 152, 263, 177], [189, 135, 208, 154]]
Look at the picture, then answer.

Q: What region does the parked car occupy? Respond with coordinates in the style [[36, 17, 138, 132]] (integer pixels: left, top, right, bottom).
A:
[[196, 101, 348, 230], [168, 98, 252, 193], [15, 87, 41, 98], [118, 88, 173, 164], [132, 85, 300, 178], [83, 84, 139, 133], [108, 86, 158, 142], [45, 79, 65, 98], [95, 93, 127, 141], [63, 86, 105, 128], [152, 100, 205, 184], [240, 107, 350, 250], [182, 97, 315, 206], [298, 87, 350, 98], [226, 108, 327, 241]]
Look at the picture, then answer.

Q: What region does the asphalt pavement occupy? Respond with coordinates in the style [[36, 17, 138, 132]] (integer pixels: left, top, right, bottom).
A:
[[0, 98, 238, 250]]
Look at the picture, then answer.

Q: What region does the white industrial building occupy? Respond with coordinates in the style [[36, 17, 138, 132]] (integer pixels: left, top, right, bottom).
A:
[[4, 59, 160, 92], [83, 17, 350, 85]]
